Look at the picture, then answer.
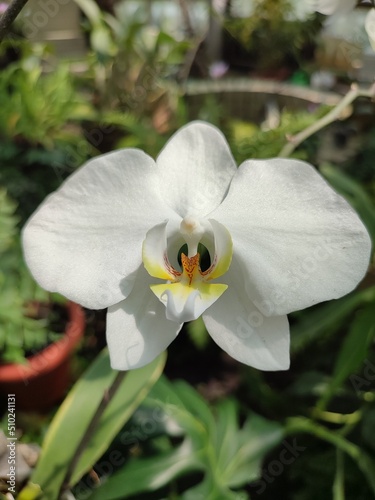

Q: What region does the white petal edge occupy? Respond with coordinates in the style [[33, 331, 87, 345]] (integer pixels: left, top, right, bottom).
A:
[[107, 267, 183, 370], [203, 258, 290, 371], [211, 158, 372, 316], [156, 121, 237, 218], [22, 149, 178, 309]]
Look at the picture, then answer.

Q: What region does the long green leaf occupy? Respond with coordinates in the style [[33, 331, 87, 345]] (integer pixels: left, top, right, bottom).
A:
[[318, 305, 375, 409], [290, 286, 375, 353], [87, 439, 203, 500], [20, 349, 166, 500], [357, 452, 375, 494]]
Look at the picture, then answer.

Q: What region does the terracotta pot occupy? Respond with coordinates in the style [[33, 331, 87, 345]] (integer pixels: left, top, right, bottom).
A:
[[0, 302, 85, 411]]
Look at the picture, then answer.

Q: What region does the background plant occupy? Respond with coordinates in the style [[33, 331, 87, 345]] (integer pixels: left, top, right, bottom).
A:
[[0, 189, 64, 364]]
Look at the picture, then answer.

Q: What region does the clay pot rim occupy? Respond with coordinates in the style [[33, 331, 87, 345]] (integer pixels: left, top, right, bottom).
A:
[[0, 301, 85, 382]]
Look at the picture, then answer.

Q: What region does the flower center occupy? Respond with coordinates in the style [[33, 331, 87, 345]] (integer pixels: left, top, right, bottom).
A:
[[142, 218, 233, 323], [180, 253, 200, 285]]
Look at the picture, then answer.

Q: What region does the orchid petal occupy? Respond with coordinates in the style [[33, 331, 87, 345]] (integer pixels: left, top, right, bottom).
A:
[[22, 149, 177, 309], [203, 258, 290, 371], [107, 267, 182, 370], [211, 159, 371, 316], [150, 281, 227, 323], [156, 121, 237, 218]]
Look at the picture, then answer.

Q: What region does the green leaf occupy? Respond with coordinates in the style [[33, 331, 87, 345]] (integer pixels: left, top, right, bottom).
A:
[[154, 378, 284, 492], [21, 349, 166, 499], [146, 373, 187, 410], [73, 0, 102, 25], [362, 409, 375, 452], [15, 482, 42, 500], [214, 399, 241, 474], [145, 376, 212, 447], [90, 26, 116, 56], [290, 286, 375, 353], [152, 380, 284, 491], [181, 476, 242, 500], [103, 376, 284, 498], [222, 413, 284, 488], [318, 305, 375, 409], [87, 439, 203, 500], [173, 380, 216, 431], [357, 452, 375, 494]]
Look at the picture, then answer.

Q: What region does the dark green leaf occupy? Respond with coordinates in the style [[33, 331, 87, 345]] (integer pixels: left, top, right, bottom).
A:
[[318, 305, 375, 409], [290, 287, 375, 353], [87, 439, 203, 500], [20, 350, 166, 499]]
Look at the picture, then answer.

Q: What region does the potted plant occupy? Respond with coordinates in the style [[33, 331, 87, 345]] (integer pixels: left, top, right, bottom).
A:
[[0, 189, 85, 411]]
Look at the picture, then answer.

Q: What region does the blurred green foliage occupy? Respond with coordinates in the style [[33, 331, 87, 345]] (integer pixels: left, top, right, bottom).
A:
[[223, 0, 321, 72], [0, 190, 63, 364], [0, 42, 97, 221], [0, 56, 90, 146]]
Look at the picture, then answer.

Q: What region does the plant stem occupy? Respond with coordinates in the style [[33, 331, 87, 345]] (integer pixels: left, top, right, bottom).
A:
[[178, 0, 195, 38], [333, 449, 345, 500], [0, 0, 29, 42], [279, 83, 375, 158], [285, 416, 361, 460], [310, 408, 362, 427], [59, 370, 127, 495]]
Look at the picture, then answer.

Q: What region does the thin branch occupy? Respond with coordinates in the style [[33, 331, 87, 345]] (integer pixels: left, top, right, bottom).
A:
[[0, 0, 29, 43], [279, 83, 375, 158], [178, 0, 195, 38], [176, 0, 206, 84], [59, 370, 127, 495]]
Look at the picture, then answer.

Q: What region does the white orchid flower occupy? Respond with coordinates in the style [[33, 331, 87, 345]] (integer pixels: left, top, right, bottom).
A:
[[22, 122, 371, 371]]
